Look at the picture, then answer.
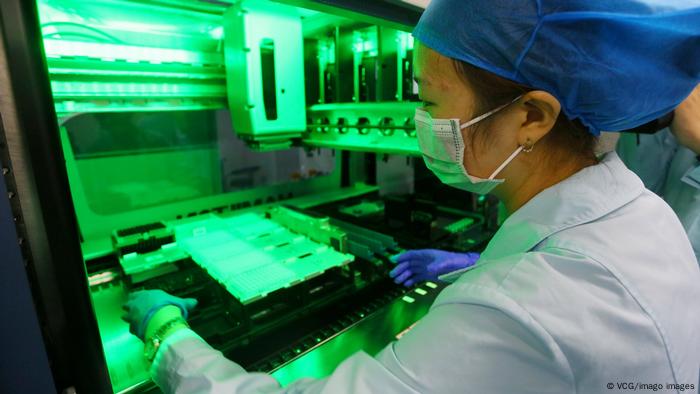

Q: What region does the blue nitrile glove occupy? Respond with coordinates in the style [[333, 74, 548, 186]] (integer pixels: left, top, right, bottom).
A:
[[389, 249, 480, 287], [121, 289, 197, 340]]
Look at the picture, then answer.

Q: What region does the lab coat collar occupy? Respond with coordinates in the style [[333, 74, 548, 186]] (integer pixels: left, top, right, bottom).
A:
[[439, 152, 644, 282]]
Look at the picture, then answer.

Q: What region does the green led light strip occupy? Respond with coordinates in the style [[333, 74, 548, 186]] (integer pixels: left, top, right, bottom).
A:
[[50, 80, 226, 97], [43, 39, 222, 66], [48, 67, 223, 80]]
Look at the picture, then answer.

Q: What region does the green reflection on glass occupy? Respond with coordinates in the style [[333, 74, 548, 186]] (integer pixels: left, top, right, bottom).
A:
[[272, 295, 431, 386], [92, 284, 150, 393]]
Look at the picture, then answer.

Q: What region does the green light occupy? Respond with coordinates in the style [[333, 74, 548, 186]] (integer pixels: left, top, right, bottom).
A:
[[318, 39, 335, 65], [176, 214, 352, 304], [398, 32, 414, 57], [48, 67, 221, 80], [41, 25, 58, 35], [43, 39, 220, 65], [272, 288, 435, 387], [53, 100, 226, 116], [92, 284, 150, 393], [103, 20, 177, 33], [50, 80, 225, 97], [352, 40, 375, 54], [352, 28, 378, 56], [209, 26, 224, 40], [352, 41, 363, 53]]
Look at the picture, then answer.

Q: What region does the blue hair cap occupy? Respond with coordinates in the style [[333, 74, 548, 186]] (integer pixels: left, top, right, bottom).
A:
[[413, 0, 700, 135]]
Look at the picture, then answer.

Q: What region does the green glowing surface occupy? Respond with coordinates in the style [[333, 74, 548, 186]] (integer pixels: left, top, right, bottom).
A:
[[209, 26, 224, 40], [37, 0, 227, 115], [318, 38, 336, 66], [75, 149, 221, 215], [352, 27, 378, 57], [91, 278, 438, 393], [43, 39, 221, 65], [176, 213, 354, 303], [267, 206, 347, 252], [223, 0, 308, 148], [43, 38, 226, 114], [271, 285, 440, 386], [444, 217, 476, 234], [92, 284, 151, 393], [120, 243, 185, 281], [305, 102, 421, 156], [50, 80, 225, 98]]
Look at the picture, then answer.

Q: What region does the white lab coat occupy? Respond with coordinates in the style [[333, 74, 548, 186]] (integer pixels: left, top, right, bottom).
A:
[[617, 129, 700, 262], [152, 153, 700, 393]]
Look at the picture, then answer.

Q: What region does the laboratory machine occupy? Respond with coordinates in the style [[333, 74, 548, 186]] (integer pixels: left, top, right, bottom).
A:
[[0, 0, 499, 392]]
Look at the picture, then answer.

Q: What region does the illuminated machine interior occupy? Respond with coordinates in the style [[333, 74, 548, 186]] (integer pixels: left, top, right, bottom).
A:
[[28, 0, 497, 392]]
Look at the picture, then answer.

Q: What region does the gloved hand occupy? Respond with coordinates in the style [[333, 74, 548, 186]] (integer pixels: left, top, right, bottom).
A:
[[390, 249, 480, 287], [122, 289, 197, 340]]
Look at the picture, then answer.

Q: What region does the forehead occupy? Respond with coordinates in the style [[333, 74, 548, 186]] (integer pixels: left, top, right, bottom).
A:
[[413, 42, 461, 88]]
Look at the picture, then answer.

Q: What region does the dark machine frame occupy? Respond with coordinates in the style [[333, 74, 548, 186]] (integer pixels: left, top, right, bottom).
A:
[[0, 0, 423, 392], [0, 0, 112, 392]]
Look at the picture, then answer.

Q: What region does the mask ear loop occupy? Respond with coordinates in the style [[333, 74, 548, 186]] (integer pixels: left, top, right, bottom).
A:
[[487, 145, 523, 180], [459, 94, 524, 130], [486, 142, 535, 180]]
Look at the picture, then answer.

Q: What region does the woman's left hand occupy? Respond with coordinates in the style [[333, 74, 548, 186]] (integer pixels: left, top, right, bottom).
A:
[[390, 249, 480, 287], [122, 289, 197, 340]]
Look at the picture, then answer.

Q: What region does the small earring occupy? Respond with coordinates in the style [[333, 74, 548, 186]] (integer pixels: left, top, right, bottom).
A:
[[522, 141, 534, 153]]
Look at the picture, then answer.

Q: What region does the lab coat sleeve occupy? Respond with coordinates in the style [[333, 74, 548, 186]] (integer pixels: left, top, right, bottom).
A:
[[151, 328, 281, 393], [373, 283, 577, 393], [150, 328, 419, 393], [152, 281, 576, 393]]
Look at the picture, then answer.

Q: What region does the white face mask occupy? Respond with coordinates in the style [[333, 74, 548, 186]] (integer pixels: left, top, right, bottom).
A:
[[414, 96, 524, 195]]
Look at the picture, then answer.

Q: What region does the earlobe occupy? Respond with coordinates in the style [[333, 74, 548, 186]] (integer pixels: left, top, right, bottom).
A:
[[522, 138, 535, 152], [518, 91, 561, 146]]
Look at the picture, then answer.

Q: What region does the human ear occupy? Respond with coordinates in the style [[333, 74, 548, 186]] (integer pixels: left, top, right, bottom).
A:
[[515, 91, 561, 149]]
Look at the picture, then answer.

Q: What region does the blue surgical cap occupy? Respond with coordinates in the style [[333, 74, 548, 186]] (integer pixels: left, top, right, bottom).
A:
[[412, 0, 700, 135]]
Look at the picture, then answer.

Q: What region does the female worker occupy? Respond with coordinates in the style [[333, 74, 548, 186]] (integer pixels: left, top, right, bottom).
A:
[[617, 85, 700, 264], [395, 85, 700, 286], [124, 1, 700, 392]]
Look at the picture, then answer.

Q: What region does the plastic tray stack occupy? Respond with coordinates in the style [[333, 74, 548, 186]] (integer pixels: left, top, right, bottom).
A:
[[175, 213, 353, 304]]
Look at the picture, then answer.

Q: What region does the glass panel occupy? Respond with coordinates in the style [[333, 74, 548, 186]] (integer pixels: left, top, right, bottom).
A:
[[63, 110, 335, 215]]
